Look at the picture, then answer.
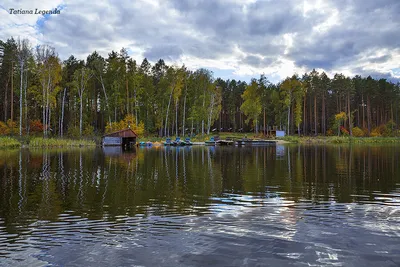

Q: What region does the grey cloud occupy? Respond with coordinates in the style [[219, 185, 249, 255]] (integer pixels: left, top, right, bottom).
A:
[[296, 59, 334, 70], [241, 55, 275, 68], [144, 45, 183, 61], [369, 55, 392, 64], [288, 16, 399, 71], [352, 67, 400, 83], [33, 0, 400, 81]]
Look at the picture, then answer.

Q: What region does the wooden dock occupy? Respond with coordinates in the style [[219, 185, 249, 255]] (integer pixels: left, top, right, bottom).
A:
[[216, 140, 235, 145], [235, 139, 277, 146]]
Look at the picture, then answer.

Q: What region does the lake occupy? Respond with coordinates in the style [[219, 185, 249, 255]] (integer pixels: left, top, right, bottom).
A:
[[0, 145, 399, 266]]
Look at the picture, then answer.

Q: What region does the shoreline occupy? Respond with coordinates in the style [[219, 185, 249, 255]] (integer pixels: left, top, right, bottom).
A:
[[1, 136, 400, 149]]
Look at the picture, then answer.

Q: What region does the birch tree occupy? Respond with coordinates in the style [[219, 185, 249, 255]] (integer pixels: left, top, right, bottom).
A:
[[36, 45, 61, 137], [17, 38, 30, 136], [73, 66, 93, 137], [240, 79, 262, 133]]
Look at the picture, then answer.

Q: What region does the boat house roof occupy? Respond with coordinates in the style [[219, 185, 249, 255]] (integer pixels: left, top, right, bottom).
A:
[[102, 128, 138, 138]]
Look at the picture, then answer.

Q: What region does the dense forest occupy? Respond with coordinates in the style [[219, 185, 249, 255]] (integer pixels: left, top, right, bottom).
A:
[[1, 37, 399, 138]]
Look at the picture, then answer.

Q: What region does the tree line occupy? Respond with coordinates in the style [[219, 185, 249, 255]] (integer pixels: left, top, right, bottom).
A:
[[1, 37, 399, 138]]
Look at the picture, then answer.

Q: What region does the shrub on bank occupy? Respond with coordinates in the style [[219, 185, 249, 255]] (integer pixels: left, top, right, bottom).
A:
[[352, 127, 364, 137], [0, 137, 21, 148], [29, 120, 44, 134], [0, 121, 10, 135], [280, 136, 300, 143], [326, 129, 334, 136], [330, 136, 348, 143], [29, 138, 96, 148], [340, 126, 350, 136]]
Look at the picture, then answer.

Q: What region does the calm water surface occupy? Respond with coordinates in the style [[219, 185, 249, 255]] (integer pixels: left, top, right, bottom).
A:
[[0, 145, 399, 266]]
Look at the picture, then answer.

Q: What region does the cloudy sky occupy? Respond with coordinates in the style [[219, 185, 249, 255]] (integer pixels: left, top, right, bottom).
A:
[[1, 0, 399, 83]]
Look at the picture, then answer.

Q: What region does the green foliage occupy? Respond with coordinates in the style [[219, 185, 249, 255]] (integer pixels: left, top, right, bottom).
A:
[[370, 128, 382, 137], [281, 135, 400, 144], [340, 126, 350, 136], [352, 127, 364, 137], [6, 120, 18, 135], [105, 114, 145, 136], [29, 138, 96, 147], [330, 136, 348, 143], [240, 80, 262, 129], [2, 36, 400, 139], [82, 125, 94, 136], [67, 126, 80, 138], [0, 121, 10, 135], [280, 136, 300, 143], [0, 137, 21, 148], [334, 112, 347, 135], [369, 122, 397, 137], [279, 75, 304, 134]]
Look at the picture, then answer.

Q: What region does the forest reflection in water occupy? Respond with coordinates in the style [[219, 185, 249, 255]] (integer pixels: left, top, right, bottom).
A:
[[0, 145, 399, 266]]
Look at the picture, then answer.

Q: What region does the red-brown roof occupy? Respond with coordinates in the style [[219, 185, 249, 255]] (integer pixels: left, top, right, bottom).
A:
[[103, 128, 138, 138]]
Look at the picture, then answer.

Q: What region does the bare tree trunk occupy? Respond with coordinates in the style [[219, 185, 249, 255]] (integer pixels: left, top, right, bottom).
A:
[[263, 108, 266, 136], [207, 93, 215, 135], [42, 83, 46, 137], [80, 97, 83, 137], [367, 95, 371, 134], [298, 122, 300, 137], [165, 85, 174, 137], [11, 61, 14, 125], [24, 70, 28, 135], [182, 85, 187, 137], [348, 92, 352, 136], [321, 92, 325, 135], [46, 73, 51, 137], [175, 100, 178, 136], [135, 95, 138, 126], [4, 77, 9, 121], [201, 84, 206, 136], [362, 95, 365, 129], [48, 107, 51, 136], [303, 96, 306, 135], [314, 94, 317, 136], [126, 78, 129, 115], [99, 75, 112, 128], [239, 107, 241, 131], [19, 62, 24, 136], [309, 95, 312, 135], [172, 115, 175, 137], [287, 105, 290, 136]]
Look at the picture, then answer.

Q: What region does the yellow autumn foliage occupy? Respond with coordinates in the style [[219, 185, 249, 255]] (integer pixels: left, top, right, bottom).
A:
[[105, 114, 145, 136]]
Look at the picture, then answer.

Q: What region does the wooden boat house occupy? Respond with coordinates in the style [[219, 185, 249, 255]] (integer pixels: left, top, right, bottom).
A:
[[102, 128, 138, 147]]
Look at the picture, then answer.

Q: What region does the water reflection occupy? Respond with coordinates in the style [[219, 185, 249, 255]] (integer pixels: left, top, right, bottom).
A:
[[0, 145, 399, 266]]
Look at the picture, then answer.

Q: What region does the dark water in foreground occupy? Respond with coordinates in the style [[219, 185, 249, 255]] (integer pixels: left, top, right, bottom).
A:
[[0, 145, 399, 266]]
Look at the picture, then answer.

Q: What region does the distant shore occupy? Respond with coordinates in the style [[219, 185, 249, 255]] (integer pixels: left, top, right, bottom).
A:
[[279, 136, 400, 144], [1, 135, 400, 149]]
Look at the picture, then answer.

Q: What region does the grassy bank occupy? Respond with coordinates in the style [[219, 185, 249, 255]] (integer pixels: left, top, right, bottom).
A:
[[279, 136, 400, 144], [29, 138, 96, 148], [0, 137, 21, 149], [138, 132, 260, 143]]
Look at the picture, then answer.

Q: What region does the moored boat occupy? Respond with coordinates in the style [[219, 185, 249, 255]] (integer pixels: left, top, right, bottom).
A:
[[205, 136, 217, 146], [185, 137, 193, 145], [164, 137, 172, 146]]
